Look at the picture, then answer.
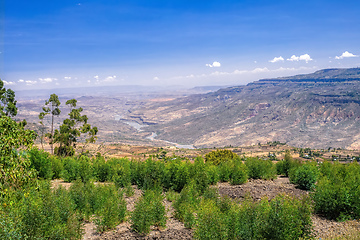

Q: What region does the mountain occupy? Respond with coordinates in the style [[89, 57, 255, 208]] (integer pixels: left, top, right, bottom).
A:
[[127, 68, 360, 149]]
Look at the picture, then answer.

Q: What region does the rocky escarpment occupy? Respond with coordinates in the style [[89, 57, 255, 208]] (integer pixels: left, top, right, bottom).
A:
[[128, 68, 360, 149]]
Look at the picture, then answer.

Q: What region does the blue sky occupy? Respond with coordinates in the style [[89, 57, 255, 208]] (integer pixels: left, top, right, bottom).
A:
[[2, 0, 360, 90]]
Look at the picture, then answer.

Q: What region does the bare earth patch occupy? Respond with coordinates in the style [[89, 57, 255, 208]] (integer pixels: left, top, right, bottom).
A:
[[217, 176, 307, 201]]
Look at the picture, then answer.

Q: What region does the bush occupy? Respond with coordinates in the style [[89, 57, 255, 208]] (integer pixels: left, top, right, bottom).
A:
[[227, 196, 270, 240], [108, 158, 131, 188], [191, 157, 210, 194], [173, 181, 201, 228], [69, 180, 93, 220], [78, 155, 93, 183], [130, 158, 165, 190], [276, 150, 301, 177], [28, 148, 53, 179], [194, 199, 228, 240], [61, 157, 80, 182], [218, 160, 233, 182], [94, 185, 127, 232], [205, 163, 220, 185], [245, 157, 277, 180], [93, 155, 110, 182], [230, 159, 248, 185], [20, 182, 82, 239], [50, 155, 63, 179], [204, 149, 239, 166], [313, 162, 360, 220], [131, 190, 166, 235], [289, 162, 319, 190], [265, 194, 313, 240], [163, 158, 190, 192]]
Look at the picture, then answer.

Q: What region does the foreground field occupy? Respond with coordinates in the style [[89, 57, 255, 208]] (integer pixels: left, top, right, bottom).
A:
[[2, 145, 360, 240], [76, 177, 360, 240]]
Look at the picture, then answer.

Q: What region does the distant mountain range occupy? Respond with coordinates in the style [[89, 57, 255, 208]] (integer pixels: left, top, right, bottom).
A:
[[127, 68, 360, 149]]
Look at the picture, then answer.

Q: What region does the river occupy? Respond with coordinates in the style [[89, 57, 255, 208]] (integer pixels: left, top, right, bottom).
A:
[[123, 121, 195, 149]]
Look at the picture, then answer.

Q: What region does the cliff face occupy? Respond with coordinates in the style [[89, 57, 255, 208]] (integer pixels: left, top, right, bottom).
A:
[[128, 68, 360, 149]]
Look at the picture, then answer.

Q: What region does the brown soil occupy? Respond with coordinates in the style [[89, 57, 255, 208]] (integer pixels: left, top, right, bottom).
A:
[[217, 176, 307, 201]]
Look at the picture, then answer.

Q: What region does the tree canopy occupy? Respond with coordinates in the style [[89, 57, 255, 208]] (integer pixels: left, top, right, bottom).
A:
[[0, 79, 37, 191]]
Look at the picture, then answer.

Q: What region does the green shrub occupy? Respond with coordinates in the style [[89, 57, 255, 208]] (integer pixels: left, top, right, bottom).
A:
[[29, 148, 53, 179], [245, 157, 277, 180], [78, 155, 93, 183], [165, 189, 180, 202], [218, 160, 233, 182], [191, 157, 209, 194], [265, 194, 313, 240], [69, 180, 93, 220], [131, 190, 166, 235], [20, 182, 83, 239], [194, 199, 228, 240], [204, 149, 239, 166], [276, 150, 301, 177], [313, 162, 360, 220], [205, 163, 220, 185], [108, 158, 131, 188], [61, 157, 80, 182], [94, 185, 127, 232], [230, 159, 248, 185], [130, 158, 165, 190], [163, 158, 190, 192], [289, 162, 319, 190], [50, 155, 63, 179], [93, 155, 110, 182], [225, 194, 313, 240], [227, 196, 270, 240], [173, 181, 201, 228]]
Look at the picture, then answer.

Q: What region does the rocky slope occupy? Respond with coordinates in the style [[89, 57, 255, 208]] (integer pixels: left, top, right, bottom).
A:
[[128, 68, 360, 149]]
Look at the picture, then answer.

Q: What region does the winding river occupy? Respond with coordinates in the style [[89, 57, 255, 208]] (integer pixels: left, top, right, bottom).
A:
[[123, 121, 195, 149]]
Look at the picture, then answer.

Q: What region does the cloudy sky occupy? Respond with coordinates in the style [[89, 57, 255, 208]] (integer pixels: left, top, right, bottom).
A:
[[2, 0, 360, 90]]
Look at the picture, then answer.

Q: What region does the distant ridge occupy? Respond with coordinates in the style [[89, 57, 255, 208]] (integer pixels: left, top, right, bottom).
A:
[[257, 67, 360, 83]]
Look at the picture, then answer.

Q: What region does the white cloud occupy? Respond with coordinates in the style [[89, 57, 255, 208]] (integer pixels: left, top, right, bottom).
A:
[[335, 51, 358, 59], [64, 76, 72, 80], [206, 61, 221, 67], [38, 77, 57, 83], [153, 77, 160, 81], [103, 75, 116, 82], [94, 75, 99, 80], [3, 80, 16, 85], [26, 80, 37, 85], [269, 56, 284, 63], [252, 67, 270, 73], [287, 54, 313, 63], [18, 79, 25, 83]]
